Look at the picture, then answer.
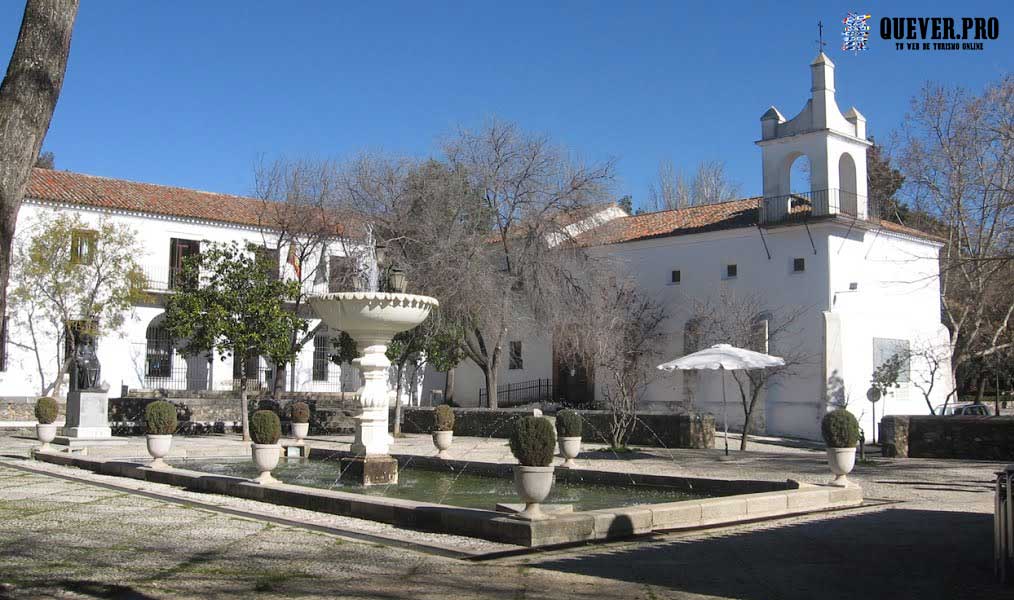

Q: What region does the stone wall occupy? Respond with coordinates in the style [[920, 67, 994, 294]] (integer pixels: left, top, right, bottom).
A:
[[880, 415, 1014, 460], [394, 407, 715, 449], [109, 393, 358, 434], [0, 396, 65, 423]]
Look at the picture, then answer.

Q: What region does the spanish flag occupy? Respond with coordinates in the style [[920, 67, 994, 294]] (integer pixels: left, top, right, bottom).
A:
[[287, 243, 301, 280]]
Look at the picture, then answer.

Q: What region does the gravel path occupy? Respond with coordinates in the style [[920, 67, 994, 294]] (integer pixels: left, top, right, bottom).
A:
[[0, 430, 1008, 599]]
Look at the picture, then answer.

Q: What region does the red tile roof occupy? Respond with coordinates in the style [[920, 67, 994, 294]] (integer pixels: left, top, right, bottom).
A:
[[574, 196, 942, 246], [26, 168, 359, 235], [575, 198, 762, 246]]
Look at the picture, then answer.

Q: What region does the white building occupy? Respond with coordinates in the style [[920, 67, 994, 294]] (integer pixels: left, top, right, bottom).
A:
[[441, 54, 952, 440], [0, 169, 366, 406]]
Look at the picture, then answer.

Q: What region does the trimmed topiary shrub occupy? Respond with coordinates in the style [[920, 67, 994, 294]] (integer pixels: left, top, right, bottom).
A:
[[144, 400, 178, 435], [509, 416, 556, 467], [250, 410, 281, 445], [290, 402, 310, 424], [434, 405, 455, 432], [821, 409, 860, 448], [34, 397, 58, 424], [555, 410, 583, 438]]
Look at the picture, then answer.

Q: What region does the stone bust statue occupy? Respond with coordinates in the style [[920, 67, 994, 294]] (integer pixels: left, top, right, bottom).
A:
[[70, 334, 101, 392]]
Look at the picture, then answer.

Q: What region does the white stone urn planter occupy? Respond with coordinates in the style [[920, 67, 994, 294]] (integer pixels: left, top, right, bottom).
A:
[[291, 422, 309, 445], [146, 434, 173, 469], [36, 423, 57, 451], [513, 465, 555, 520], [251, 443, 281, 484], [826, 447, 857, 487], [432, 430, 453, 458], [558, 437, 581, 468]]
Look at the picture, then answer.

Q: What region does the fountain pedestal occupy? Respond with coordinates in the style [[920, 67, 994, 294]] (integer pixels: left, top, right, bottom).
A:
[[309, 292, 438, 486]]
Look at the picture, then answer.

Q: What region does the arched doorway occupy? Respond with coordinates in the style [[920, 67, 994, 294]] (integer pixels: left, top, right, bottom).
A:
[[142, 316, 210, 391]]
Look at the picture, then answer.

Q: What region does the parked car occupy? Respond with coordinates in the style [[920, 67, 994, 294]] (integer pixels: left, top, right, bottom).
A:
[[935, 403, 992, 416]]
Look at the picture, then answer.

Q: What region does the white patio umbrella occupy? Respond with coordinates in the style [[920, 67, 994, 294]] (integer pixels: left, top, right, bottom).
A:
[[657, 344, 785, 456]]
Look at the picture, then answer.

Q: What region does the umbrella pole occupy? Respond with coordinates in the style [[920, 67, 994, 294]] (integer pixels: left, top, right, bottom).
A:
[[722, 368, 729, 456]]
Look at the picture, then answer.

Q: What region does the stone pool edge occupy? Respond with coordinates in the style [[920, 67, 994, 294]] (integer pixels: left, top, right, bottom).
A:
[[30, 450, 863, 548]]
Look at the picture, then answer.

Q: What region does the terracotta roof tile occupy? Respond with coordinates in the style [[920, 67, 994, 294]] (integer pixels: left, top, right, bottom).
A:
[[574, 196, 942, 246], [26, 168, 360, 235], [575, 198, 762, 245]]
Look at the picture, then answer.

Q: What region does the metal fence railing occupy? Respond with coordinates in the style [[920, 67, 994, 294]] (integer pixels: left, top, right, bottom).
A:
[[759, 188, 880, 225], [479, 378, 556, 408]]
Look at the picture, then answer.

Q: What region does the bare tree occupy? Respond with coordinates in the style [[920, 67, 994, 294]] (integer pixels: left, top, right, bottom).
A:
[[0, 0, 78, 331], [906, 342, 951, 415], [252, 157, 359, 397], [337, 121, 614, 409], [647, 160, 740, 211], [688, 291, 809, 450], [557, 276, 668, 449], [899, 77, 1014, 398]]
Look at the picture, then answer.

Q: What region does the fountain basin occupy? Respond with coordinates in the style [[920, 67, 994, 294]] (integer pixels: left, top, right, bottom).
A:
[[309, 292, 439, 343], [33, 449, 863, 548]]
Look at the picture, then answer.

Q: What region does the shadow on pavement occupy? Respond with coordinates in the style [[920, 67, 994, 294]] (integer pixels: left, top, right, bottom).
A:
[[531, 508, 1009, 600]]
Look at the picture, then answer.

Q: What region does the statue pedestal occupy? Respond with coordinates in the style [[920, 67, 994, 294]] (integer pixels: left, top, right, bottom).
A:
[[340, 455, 399, 486], [62, 390, 112, 438], [54, 391, 125, 450]]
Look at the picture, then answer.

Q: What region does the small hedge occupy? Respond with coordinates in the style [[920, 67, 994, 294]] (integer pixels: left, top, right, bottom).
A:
[[509, 416, 556, 467], [555, 410, 582, 438], [434, 405, 455, 432], [144, 400, 178, 435], [821, 409, 860, 448], [290, 402, 310, 424], [34, 397, 58, 425], [250, 410, 281, 445]]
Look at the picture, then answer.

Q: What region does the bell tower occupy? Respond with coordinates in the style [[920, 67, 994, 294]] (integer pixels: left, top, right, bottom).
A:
[[756, 53, 872, 222]]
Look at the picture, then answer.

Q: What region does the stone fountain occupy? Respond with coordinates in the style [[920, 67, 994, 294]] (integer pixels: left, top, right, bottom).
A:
[[309, 292, 438, 485]]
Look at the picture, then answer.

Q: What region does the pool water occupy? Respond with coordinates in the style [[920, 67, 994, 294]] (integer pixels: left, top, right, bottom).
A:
[[170, 457, 707, 511]]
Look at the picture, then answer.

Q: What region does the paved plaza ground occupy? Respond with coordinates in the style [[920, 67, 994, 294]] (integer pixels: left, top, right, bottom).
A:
[[0, 430, 1011, 599]]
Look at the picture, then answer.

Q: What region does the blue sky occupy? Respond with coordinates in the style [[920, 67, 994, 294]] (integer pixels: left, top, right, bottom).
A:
[[1, 1, 1010, 212]]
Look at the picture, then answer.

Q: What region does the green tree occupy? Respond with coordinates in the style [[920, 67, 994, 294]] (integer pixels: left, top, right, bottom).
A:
[[163, 241, 305, 440], [866, 138, 907, 224], [10, 212, 146, 396]]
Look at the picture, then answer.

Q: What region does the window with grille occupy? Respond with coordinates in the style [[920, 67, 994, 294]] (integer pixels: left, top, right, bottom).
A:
[[145, 323, 173, 378], [670, 269, 681, 284], [793, 257, 806, 272], [312, 334, 330, 381], [725, 264, 738, 279], [873, 338, 910, 383]]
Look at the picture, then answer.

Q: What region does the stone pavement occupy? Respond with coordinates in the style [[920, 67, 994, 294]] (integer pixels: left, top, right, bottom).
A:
[[0, 430, 1011, 599]]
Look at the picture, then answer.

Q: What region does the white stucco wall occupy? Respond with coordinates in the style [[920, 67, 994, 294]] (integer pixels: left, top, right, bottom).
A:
[[0, 200, 360, 400]]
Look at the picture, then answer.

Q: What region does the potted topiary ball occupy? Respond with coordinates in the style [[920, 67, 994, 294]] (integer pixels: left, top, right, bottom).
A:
[[250, 410, 282, 484], [34, 397, 59, 452], [432, 404, 455, 458], [555, 410, 583, 468], [144, 400, 178, 469], [509, 416, 557, 520], [290, 401, 310, 446], [821, 408, 860, 487]]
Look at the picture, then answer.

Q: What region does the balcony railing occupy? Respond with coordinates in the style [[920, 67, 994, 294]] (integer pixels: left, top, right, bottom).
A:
[[758, 189, 880, 226]]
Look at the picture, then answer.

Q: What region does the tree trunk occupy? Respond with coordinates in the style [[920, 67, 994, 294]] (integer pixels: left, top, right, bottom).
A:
[[444, 367, 455, 405], [239, 355, 250, 441], [271, 362, 285, 399], [0, 0, 78, 323], [977, 373, 987, 405], [483, 364, 498, 409]]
